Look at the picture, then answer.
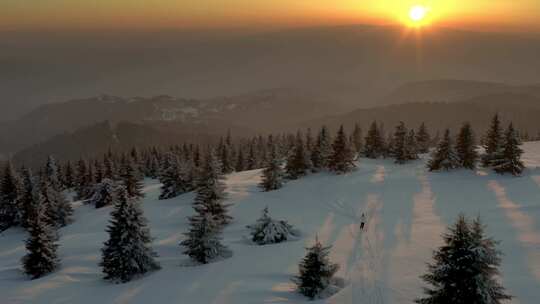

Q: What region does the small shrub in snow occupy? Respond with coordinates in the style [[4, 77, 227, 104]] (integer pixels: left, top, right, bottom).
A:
[[247, 207, 298, 245], [294, 238, 340, 300]]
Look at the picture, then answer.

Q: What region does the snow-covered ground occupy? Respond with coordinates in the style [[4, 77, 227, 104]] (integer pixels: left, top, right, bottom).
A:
[[2, 142, 540, 303]]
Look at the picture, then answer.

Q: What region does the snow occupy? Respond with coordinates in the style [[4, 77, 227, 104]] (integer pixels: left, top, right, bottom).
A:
[[2, 144, 540, 303]]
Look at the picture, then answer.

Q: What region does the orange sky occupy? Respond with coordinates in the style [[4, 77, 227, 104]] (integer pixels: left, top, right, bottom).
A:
[[2, 0, 540, 32]]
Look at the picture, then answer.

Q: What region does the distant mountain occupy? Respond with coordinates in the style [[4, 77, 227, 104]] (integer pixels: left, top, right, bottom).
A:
[[2, 25, 540, 120], [303, 92, 540, 137], [380, 80, 540, 105], [2, 88, 346, 163]]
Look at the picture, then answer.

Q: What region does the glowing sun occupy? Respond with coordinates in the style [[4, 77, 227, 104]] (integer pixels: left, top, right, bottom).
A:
[[409, 5, 428, 23]]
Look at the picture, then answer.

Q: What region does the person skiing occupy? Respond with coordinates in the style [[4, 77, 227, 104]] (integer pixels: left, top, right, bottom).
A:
[[360, 213, 366, 231]]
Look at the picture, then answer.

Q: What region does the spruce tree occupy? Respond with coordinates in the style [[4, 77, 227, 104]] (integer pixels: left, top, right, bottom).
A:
[[21, 200, 59, 279], [456, 122, 478, 170], [235, 148, 246, 172], [0, 161, 20, 231], [416, 215, 511, 304], [90, 178, 117, 208], [329, 125, 355, 173], [18, 168, 38, 229], [392, 122, 408, 164], [194, 149, 232, 226], [38, 177, 73, 228], [427, 129, 459, 171], [351, 123, 363, 155], [119, 157, 144, 199], [158, 153, 188, 200], [482, 113, 503, 167], [285, 132, 309, 179], [406, 129, 419, 160], [416, 122, 431, 153], [363, 121, 384, 159], [294, 239, 339, 300], [492, 123, 525, 176], [259, 145, 284, 191], [247, 207, 297, 245], [100, 186, 160, 283], [311, 126, 333, 171], [181, 210, 230, 264], [63, 161, 75, 189]]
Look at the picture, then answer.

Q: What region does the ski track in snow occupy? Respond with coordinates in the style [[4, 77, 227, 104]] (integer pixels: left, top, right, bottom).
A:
[[488, 180, 540, 281], [386, 171, 444, 303]]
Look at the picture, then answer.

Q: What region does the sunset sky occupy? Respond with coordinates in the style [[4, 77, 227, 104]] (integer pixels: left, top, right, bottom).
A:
[[2, 0, 540, 32]]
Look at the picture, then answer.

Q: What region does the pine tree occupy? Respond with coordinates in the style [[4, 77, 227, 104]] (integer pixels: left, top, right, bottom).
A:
[[100, 186, 160, 283], [393, 122, 408, 164], [18, 168, 38, 229], [194, 149, 232, 226], [456, 122, 478, 170], [311, 126, 333, 171], [246, 143, 258, 170], [329, 126, 355, 173], [158, 153, 187, 200], [181, 210, 230, 264], [416, 122, 431, 153], [119, 157, 144, 199], [247, 207, 297, 245], [0, 161, 20, 231], [74, 159, 92, 200], [21, 200, 59, 280], [351, 123, 363, 156], [406, 129, 419, 160], [492, 123, 525, 176], [416, 215, 511, 304], [363, 121, 384, 159], [38, 177, 73, 228], [294, 239, 339, 300], [90, 178, 117, 208], [482, 113, 504, 167], [259, 145, 284, 191], [286, 132, 309, 179], [427, 129, 459, 171], [235, 148, 246, 172], [63, 161, 75, 189], [44, 156, 62, 191]]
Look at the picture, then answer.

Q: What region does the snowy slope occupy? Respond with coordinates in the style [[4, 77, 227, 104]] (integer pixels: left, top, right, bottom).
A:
[[2, 143, 540, 303]]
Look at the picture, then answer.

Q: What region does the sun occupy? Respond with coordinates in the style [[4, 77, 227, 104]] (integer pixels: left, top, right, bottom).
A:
[[409, 5, 428, 23]]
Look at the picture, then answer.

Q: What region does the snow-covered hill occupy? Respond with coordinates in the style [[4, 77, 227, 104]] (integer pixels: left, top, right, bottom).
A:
[[2, 143, 540, 303]]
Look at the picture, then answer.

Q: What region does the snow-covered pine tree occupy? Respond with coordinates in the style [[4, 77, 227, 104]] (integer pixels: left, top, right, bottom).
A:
[[90, 178, 117, 208], [181, 209, 230, 264], [427, 129, 459, 171], [119, 156, 144, 199], [18, 168, 39, 229], [194, 149, 232, 226], [235, 148, 246, 172], [74, 159, 93, 200], [44, 156, 63, 191], [406, 129, 419, 161], [246, 143, 258, 170], [456, 122, 478, 170], [329, 125, 356, 173], [285, 131, 309, 179], [311, 126, 333, 171], [492, 123, 525, 176], [247, 207, 297, 245], [351, 123, 363, 156], [21, 198, 59, 279], [100, 186, 160, 283], [62, 161, 75, 189], [294, 238, 339, 300], [94, 159, 104, 184], [38, 177, 73, 228], [392, 122, 408, 164], [304, 128, 314, 172], [0, 161, 20, 231], [481, 113, 504, 167], [158, 152, 186, 200], [363, 121, 384, 159], [416, 122, 431, 153], [259, 145, 284, 191], [103, 154, 116, 180], [416, 215, 511, 304], [219, 138, 234, 174]]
